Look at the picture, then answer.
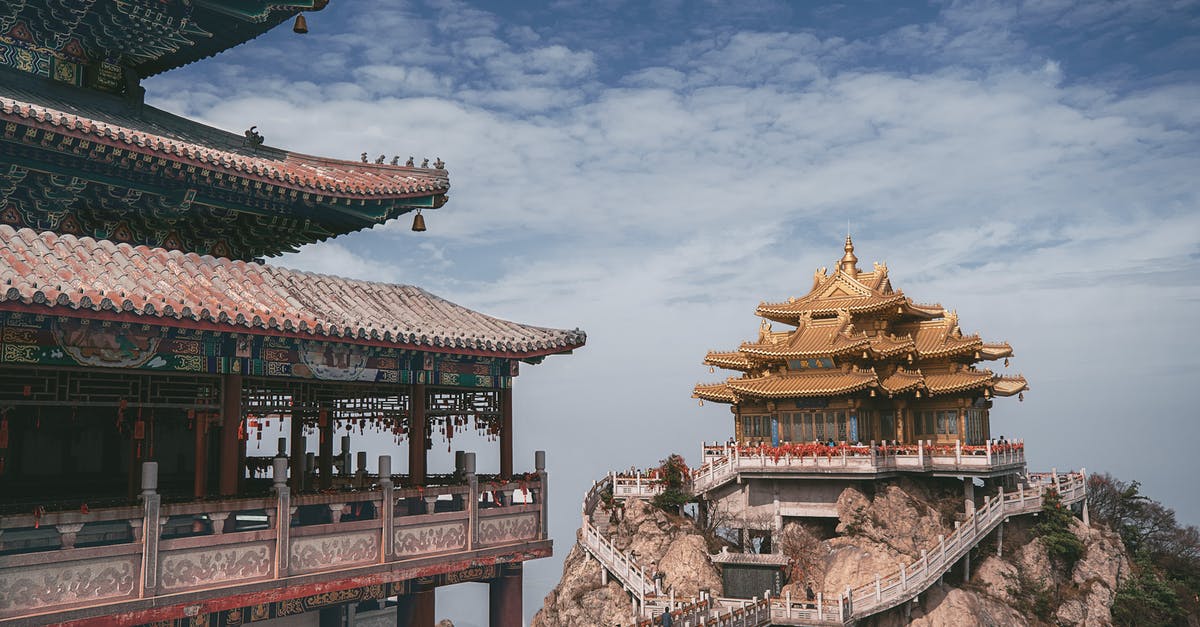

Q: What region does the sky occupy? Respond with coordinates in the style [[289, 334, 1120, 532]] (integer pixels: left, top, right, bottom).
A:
[[146, 0, 1200, 624]]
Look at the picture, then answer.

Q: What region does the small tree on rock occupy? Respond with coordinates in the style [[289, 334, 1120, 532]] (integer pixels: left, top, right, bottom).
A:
[[651, 453, 691, 514]]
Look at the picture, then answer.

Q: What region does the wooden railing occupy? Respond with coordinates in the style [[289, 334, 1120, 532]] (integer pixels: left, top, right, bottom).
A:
[[579, 462, 1086, 627], [0, 453, 549, 622], [693, 439, 1026, 494]]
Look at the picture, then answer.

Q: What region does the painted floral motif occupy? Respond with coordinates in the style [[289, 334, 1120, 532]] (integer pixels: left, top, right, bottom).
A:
[[477, 513, 538, 547], [394, 521, 467, 556], [158, 543, 271, 592], [289, 531, 379, 574], [0, 556, 137, 615]]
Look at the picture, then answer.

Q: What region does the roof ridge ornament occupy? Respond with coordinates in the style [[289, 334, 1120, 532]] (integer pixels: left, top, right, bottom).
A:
[[839, 234, 859, 277]]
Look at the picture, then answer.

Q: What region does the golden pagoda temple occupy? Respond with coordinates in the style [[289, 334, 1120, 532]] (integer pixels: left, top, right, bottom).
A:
[[694, 236, 1027, 447]]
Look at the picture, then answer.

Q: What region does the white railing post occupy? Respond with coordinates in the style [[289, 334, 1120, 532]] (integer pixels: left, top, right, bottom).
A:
[[986, 439, 993, 465], [917, 440, 924, 466], [875, 572, 881, 601], [955, 439, 962, 465]]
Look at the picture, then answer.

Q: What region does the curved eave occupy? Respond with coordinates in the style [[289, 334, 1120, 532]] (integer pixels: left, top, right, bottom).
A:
[[704, 351, 753, 371], [755, 293, 909, 324], [991, 375, 1028, 397], [725, 371, 878, 399], [880, 369, 925, 395], [0, 98, 451, 200], [869, 336, 916, 358], [916, 336, 984, 360], [693, 382, 736, 403], [924, 370, 995, 396], [979, 343, 1014, 360], [738, 337, 868, 360]]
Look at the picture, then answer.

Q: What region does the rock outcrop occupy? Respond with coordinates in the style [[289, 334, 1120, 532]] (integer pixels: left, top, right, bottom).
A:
[[532, 499, 720, 626], [538, 479, 1131, 626]]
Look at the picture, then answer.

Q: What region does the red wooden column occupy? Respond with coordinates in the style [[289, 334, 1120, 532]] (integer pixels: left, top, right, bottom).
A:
[[319, 408, 334, 490], [289, 413, 305, 491], [499, 388, 513, 479], [412, 583, 435, 627], [408, 384, 426, 485], [489, 563, 522, 627], [218, 374, 243, 496], [193, 411, 208, 498]]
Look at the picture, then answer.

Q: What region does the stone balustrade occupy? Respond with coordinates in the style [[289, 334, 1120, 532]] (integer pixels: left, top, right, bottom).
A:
[[0, 452, 549, 623], [693, 439, 1026, 494]]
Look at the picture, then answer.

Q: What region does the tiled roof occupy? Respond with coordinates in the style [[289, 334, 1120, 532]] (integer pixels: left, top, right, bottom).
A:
[[757, 290, 908, 322], [869, 333, 916, 358], [979, 343, 1014, 360], [901, 318, 983, 359], [740, 317, 870, 359], [725, 369, 878, 399], [880, 368, 924, 394], [923, 369, 994, 395], [992, 375, 1028, 397], [0, 226, 584, 358], [0, 85, 449, 199], [703, 351, 753, 371], [693, 382, 736, 403]]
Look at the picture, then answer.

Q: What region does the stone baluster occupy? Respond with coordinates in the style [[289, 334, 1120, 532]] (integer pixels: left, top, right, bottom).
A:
[[536, 450, 548, 540], [209, 511, 230, 534], [56, 523, 84, 550], [273, 455, 290, 577], [423, 495, 438, 514], [379, 455, 393, 561], [985, 439, 993, 465], [328, 503, 345, 524], [465, 452, 478, 550], [139, 461, 161, 598]]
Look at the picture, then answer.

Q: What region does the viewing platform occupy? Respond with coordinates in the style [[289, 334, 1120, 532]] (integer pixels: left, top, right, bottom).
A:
[[693, 439, 1025, 494], [0, 452, 548, 626]]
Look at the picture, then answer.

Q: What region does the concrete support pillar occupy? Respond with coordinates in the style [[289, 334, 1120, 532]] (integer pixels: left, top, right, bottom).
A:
[[218, 374, 242, 496], [500, 388, 513, 479], [963, 478, 975, 514], [963, 552, 971, 582], [319, 408, 334, 490], [489, 564, 523, 627]]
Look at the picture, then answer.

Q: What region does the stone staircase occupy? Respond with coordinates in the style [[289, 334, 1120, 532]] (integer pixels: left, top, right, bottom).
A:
[[578, 468, 1089, 627]]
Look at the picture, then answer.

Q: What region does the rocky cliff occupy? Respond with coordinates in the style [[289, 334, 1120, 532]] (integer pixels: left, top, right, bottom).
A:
[[532, 498, 720, 626], [536, 477, 1132, 626]]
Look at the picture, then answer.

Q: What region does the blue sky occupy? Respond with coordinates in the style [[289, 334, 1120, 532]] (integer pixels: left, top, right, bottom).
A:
[[148, 1, 1200, 623]]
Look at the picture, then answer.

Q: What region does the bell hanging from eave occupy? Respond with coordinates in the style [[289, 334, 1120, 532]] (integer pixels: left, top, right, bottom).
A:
[[411, 210, 427, 232], [293, 14, 309, 34]]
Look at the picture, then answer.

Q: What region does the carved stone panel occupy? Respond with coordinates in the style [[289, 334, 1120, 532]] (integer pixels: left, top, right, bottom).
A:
[[477, 513, 538, 547], [0, 555, 137, 617], [289, 531, 379, 575], [394, 520, 467, 558], [158, 542, 272, 592]]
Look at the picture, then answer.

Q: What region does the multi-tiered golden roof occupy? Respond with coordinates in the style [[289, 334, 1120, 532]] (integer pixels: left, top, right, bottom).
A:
[[695, 236, 1026, 445]]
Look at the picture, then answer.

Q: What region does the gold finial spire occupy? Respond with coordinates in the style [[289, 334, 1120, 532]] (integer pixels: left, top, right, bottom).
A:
[[839, 234, 859, 276]]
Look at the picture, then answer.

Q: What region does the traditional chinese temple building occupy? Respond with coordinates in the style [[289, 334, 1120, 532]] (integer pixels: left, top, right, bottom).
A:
[[694, 235, 1027, 448], [0, 3, 583, 626], [688, 237, 1028, 547]]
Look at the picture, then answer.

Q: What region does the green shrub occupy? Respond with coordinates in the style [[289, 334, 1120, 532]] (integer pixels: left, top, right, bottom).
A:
[[1037, 488, 1085, 572]]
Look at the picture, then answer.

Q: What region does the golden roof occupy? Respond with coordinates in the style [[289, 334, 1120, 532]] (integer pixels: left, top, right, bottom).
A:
[[724, 368, 878, 399], [693, 382, 737, 403], [880, 368, 924, 394], [923, 368, 994, 395], [694, 237, 1026, 403], [739, 312, 870, 359], [703, 351, 753, 371], [991, 375, 1028, 397]]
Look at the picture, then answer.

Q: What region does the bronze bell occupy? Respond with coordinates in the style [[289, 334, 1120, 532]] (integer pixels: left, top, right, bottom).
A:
[[411, 210, 427, 232], [293, 14, 308, 34]]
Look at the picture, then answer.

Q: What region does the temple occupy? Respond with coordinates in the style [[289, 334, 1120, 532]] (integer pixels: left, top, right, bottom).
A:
[[573, 238, 1088, 626], [694, 235, 1027, 447], [0, 3, 583, 626]]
